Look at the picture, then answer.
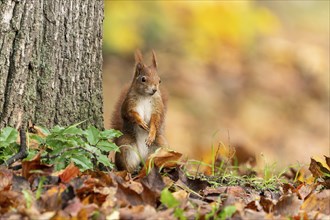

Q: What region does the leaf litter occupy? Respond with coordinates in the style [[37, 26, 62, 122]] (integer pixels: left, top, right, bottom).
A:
[[0, 147, 329, 219]]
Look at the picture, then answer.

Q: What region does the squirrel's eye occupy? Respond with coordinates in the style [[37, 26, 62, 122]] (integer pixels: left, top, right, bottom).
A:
[[159, 80, 162, 84], [141, 76, 146, 82]]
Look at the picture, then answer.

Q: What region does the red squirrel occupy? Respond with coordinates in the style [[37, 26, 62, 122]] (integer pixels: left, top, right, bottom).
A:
[[111, 50, 168, 172]]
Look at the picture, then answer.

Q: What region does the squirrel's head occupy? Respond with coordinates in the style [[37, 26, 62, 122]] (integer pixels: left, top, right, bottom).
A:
[[132, 49, 161, 96]]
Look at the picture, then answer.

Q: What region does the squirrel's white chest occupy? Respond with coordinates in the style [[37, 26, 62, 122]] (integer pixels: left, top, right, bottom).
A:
[[135, 97, 152, 123], [134, 97, 152, 160]]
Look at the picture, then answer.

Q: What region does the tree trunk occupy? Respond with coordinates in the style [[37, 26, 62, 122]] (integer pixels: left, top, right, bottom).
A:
[[0, 0, 104, 129]]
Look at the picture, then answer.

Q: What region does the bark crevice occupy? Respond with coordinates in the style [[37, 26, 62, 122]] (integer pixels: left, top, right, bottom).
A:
[[0, 0, 104, 129]]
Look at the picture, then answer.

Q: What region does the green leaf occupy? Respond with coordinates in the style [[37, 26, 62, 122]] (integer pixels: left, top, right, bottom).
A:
[[37, 126, 51, 136], [36, 176, 46, 199], [25, 150, 39, 161], [48, 143, 66, 156], [100, 129, 122, 139], [71, 155, 93, 171], [22, 190, 33, 209], [85, 126, 100, 145], [62, 126, 83, 136], [59, 120, 87, 135], [30, 134, 45, 145], [84, 144, 101, 155], [160, 188, 180, 208], [97, 154, 112, 167], [96, 141, 118, 152], [174, 208, 186, 220], [0, 127, 18, 146], [51, 125, 65, 134], [219, 205, 236, 220]]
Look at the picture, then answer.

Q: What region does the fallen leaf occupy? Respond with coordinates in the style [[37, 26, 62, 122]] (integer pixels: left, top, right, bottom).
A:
[[119, 205, 158, 219], [244, 209, 268, 220], [282, 183, 296, 194], [300, 190, 330, 215], [274, 194, 302, 216], [63, 197, 83, 217], [84, 170, 114, 185], [245, 200, 261, 211], [51, 210, 71, 220], [309, 158, 330, 179], [138, 148, 182, 178], [292, 211, 309, 220], [37, 212, 56, 220], [58, 163, 80, 183], [325, 155, 330, 168], [259, 196, 274, 213], [296, 183, 315, 200], [77, 204, 98, 219], [178, 169, 209, 194], [101, 187, 117, 209], [22, 153, 53, 182], [226, 186, 247, 199], [172, 189, 188, 203], [140, 166, 166, 194], [40, 184, 67, 211], [12, 175, 30, 192], [111, 173, 145, 207], [106, 210, 120, 220], [0, 190, 23, 214], [0, 167, 13, 191]]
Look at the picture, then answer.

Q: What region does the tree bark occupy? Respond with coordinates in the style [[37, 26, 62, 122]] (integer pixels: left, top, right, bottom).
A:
[[0, 0, 104, 129]]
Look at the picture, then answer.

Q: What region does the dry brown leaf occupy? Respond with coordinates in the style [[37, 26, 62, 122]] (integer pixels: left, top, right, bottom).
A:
[[51, 210, 71, 220], [173, 189, 188, 203], [77, 204, 99, 219], [140, 166, 165, 194], [260, 196, 274, 213], [100, 187, 117, 209], [300, 190, 330, 215], [22, 153, 53, 182], [63, 197, 83, 217], [245, 201, 261, 211], [274, 194, 302, 216], [226, 186, 247, 198], [325, 155, 330, 168], [309, 158, 330, 179], [0, 168, 13, 191], [244, 209, 268, 220], [40, 184, 67, 211], [119, 205, 158, 220], [59, 163, 80, 184], [296, 183, 315, 200], [282, 183, 296, 194], [0, 191, 24, 214], [111, 173, 145, 207], [83, 170, 114, 186], [138, 148, 182, 178], [292, 212, 309, 220], [27, 124, 49, 149]]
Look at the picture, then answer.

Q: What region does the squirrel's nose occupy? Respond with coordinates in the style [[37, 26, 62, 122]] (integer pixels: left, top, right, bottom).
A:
[[152, 88, 157, 94]]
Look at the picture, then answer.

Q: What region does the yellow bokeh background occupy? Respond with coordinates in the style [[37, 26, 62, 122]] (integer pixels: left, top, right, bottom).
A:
[[103, 1, 329, 168]]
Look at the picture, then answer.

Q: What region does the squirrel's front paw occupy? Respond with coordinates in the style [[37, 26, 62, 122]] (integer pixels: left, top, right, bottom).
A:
[[139, 121, 149, 131], [146, 133, 155, 147]]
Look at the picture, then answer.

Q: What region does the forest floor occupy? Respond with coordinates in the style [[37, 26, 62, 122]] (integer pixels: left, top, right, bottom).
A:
[[0, 143, 329, 219]]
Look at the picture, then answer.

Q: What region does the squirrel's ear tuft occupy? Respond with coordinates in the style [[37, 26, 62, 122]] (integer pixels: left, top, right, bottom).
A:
[[152, 50, 158, 69], [135, 49, 143, 64]]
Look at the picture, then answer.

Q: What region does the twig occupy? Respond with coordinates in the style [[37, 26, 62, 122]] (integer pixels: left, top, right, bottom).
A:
[[6, 128, 28, 166]]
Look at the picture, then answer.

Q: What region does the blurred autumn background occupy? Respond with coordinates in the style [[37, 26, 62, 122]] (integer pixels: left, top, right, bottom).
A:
[[102, 1, 329, 168]]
